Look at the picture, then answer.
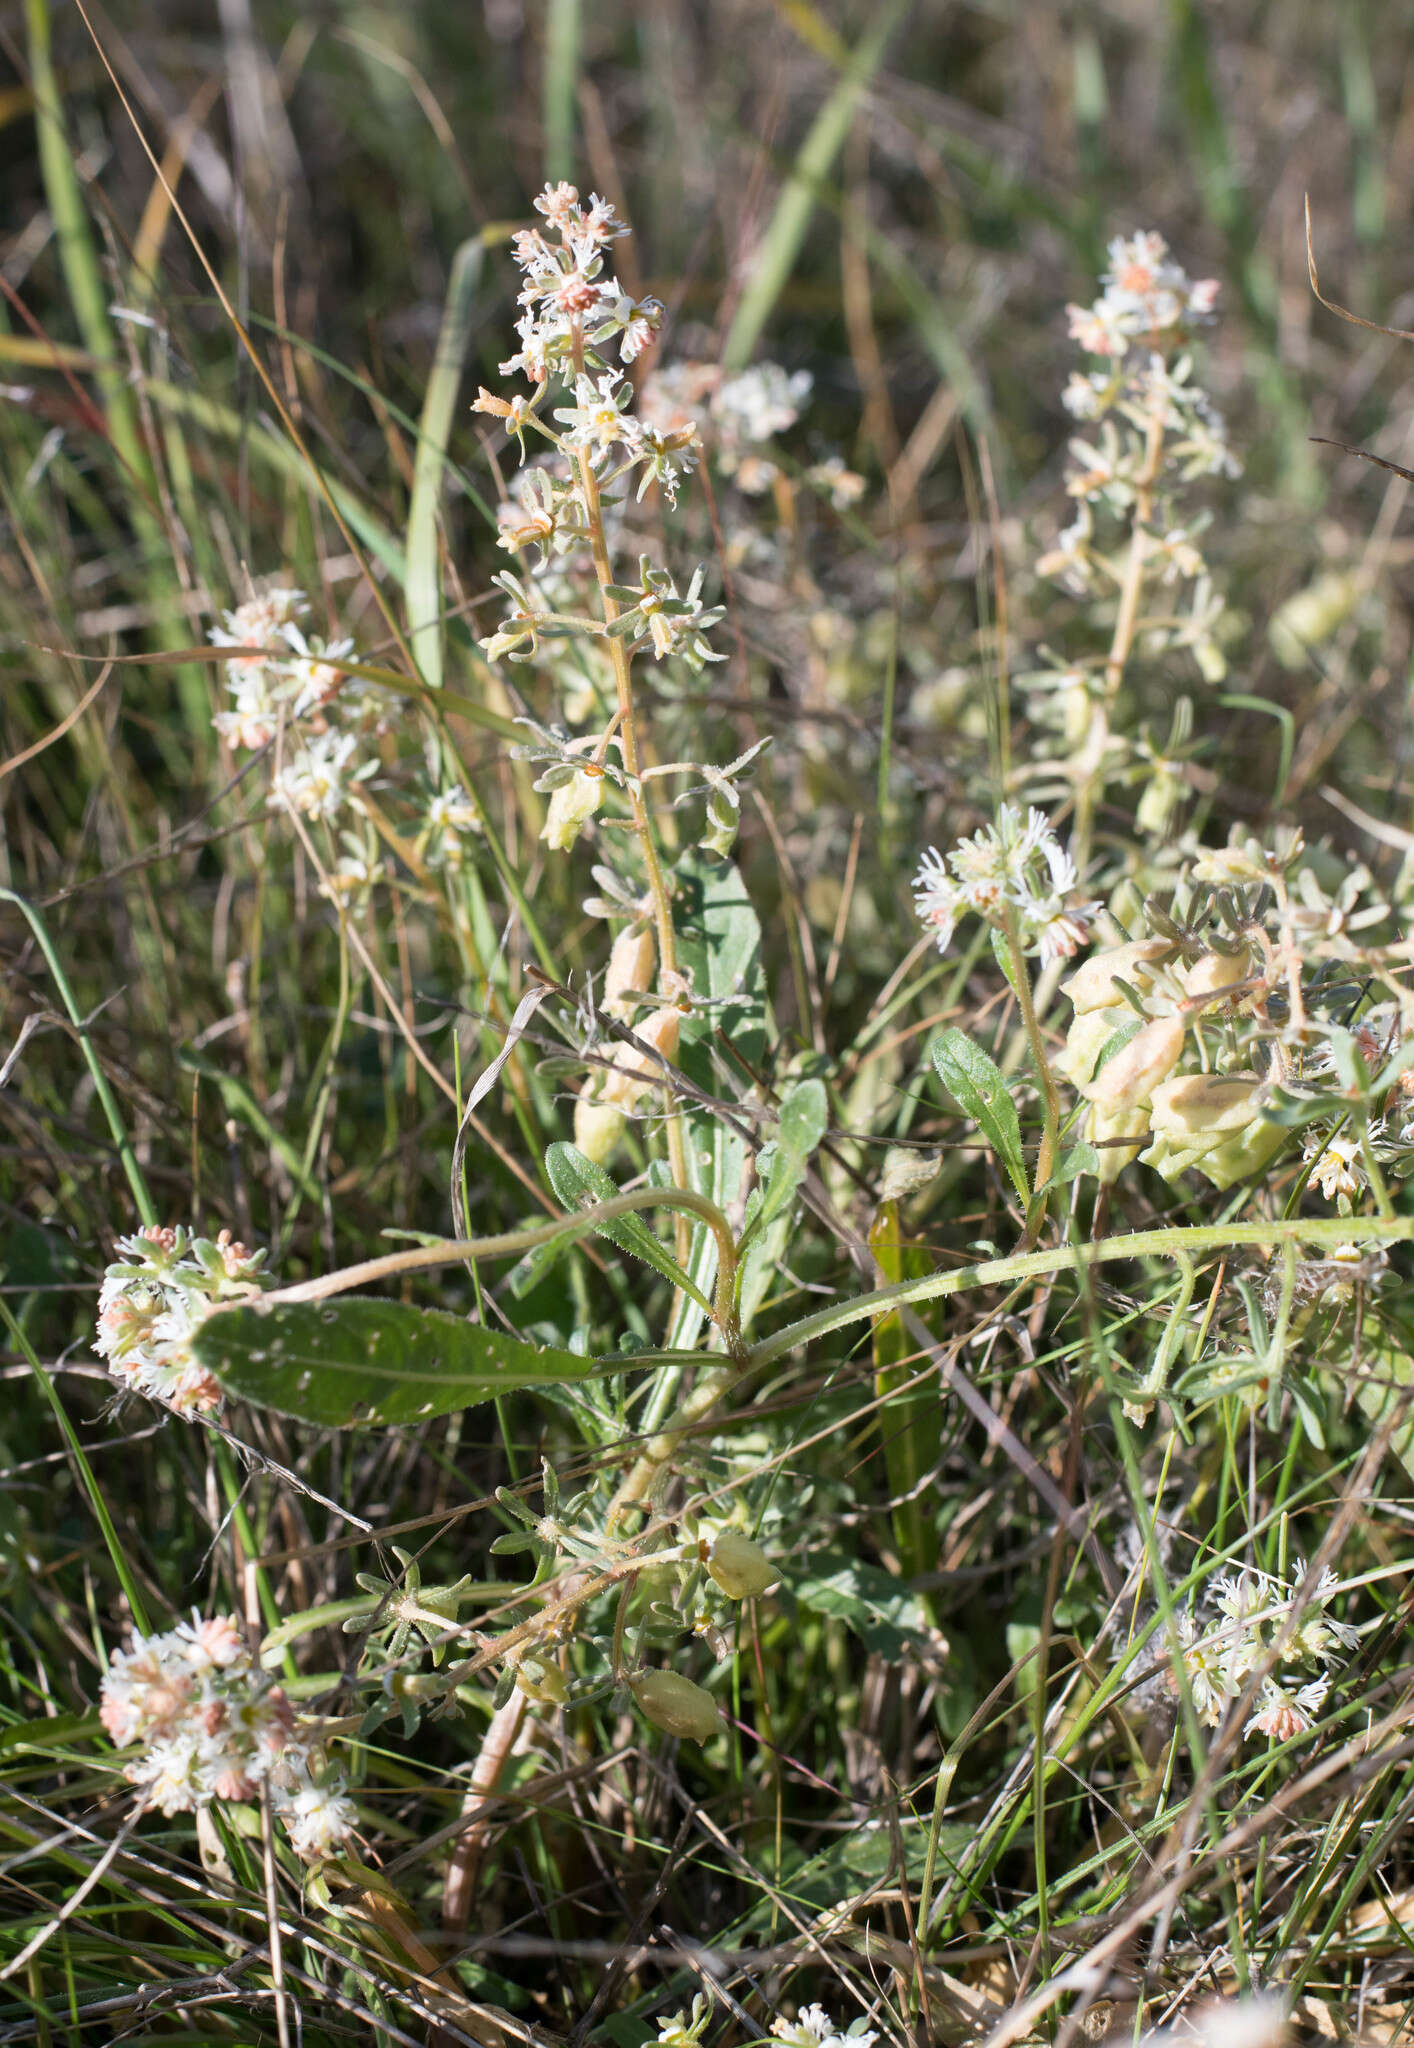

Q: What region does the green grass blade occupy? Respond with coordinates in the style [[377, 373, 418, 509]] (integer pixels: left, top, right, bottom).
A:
[[407, 237, 483, 689], [723, 0, 907, 371]]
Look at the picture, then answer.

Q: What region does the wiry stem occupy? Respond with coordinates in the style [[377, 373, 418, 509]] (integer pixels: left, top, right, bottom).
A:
[[1072, 388, 1168, 872]]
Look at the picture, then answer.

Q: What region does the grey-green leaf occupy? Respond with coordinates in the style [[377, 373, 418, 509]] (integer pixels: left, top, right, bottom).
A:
[[544, 1142, 713, 1315], [931, 1027, 1029, 1206], [738, 1076, 829, 1332], [193, 1297, 602, 1429]]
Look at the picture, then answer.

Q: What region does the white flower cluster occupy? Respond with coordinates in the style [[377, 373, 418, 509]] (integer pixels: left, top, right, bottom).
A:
[[1039, 231, 1238, 691], [210, 586, 357, 751], [1064, 229, 1220, 360], [1171, 1562, 1359, 1741], [208, 582, 395, 829], [913, 804, 1097, 968], [487, 182, 695, 506], [771, 2006, 880, 2048], [639, 358, 860, 502], [100, 1614, 357, 1857], [93, 1225, 266, 1416]]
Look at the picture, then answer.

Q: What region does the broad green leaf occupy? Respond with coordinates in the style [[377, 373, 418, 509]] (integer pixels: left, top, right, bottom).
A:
[[544, 1142, 712, 1314], [931, 1028, 1029, 1206], [193, 1297, 602, 1428], [738, 1077, 829, 1330]]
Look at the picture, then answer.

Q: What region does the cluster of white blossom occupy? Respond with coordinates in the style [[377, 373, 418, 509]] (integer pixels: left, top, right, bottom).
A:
[[1033, 231, 1239, 733], [474, 182, 722, 677], [640, 357, 862, 504], [100, 1614, 356, 1857], [1063, 230, 1221, 361], [93, 1225, 265, 1416], [653, 1999, 881, 2048], [1171, 1563, 1358, 1741], [913, 804, 1098, 968], [772, 2007, 881, 2048], [209, 586, 368, 755], [209, 579, 480, 868]]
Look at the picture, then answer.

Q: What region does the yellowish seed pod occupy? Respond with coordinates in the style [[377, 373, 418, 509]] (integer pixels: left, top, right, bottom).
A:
[[1061, 941, 1170, 1015], [1081, 1013, 1186, 1115], [1086, 1103, 1151, 1185], [603, 1005, 682, 1110], [630, 1669, 721, 1744], [706, 1530, 779, 1600], [513, 1657, 568, 1707], [1182, 948, 1249, 1006], [573, 1093, 626, 1164], [604, 924, 656, 1020]]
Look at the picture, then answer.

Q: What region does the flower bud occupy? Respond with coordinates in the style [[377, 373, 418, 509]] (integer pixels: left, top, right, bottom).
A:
[[1080, 1014, 1186, 1114], [541, 766, 606, 852], [706, 1530, 779, 1600], [603, 1005, 682, 1110], [573, 1092, 627, 1165], [1061, 941, 1170, 1016], [604, 925, 656, 1020], [1183, 947, 1249, 1007], [630, 1669, 721, 1744]]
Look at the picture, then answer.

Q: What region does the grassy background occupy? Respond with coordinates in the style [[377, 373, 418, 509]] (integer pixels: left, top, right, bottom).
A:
[[5, 1, 1414, 2043]]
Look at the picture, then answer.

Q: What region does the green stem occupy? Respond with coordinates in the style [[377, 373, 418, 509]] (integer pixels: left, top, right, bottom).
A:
[[1003, 909, 1060, 1207], [1, 1299, 151, 1635], [0, 888, 157, 1227], [261, 1185, 744, 1359], [748, 1213, 1414, 1374]]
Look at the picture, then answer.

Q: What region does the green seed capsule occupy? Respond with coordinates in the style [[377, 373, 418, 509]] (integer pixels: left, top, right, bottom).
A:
[[630, 1669, 721, 1744]]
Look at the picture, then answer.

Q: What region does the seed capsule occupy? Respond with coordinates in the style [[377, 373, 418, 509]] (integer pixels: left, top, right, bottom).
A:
[[706, 1530, 779, 1600], [630, 1669, 721, 1744]]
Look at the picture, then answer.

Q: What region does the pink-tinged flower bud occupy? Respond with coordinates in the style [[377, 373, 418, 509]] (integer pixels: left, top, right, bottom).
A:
[[541, 766, 606, 851], [1080, 1013, 1186, 1114], [630, 1669, 721, 1744], [1182, 948, 1250, 1007], [603, 1006, 682, 1109], [706, 1530, 779, 1600], [573, 1093, 627, 1164], [604, 924, 656, 1020], [1061, 940, 1170, 1015]]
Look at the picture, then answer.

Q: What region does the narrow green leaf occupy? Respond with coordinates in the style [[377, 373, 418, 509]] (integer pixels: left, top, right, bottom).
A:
[[738, 1077, 829, 1331], [1035, 1143, 1100, 1197], [193, 1297, 603, 1429], [757, 1078, 828, 1235], [544, 1142, 713, 1315], [931, 1028, 1030, 1206], [722, 0, 908, 370], [407, 237, 482, 689]]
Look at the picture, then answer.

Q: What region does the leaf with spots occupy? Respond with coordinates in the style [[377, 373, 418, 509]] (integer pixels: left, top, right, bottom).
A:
[[192, 1297, 604, 1429]]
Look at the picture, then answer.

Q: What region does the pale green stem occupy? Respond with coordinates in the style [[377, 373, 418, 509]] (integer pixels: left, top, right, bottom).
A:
[[748, 1214, 1414, 1375], [1002, 908, 1060, 1208], [259, 1186, 744, 1360], [0, 888, 156, 1227]]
